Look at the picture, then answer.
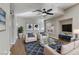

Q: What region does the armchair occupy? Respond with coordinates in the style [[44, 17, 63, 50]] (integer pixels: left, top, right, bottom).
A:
[[25, 33, 37, 43], [39, 32, 48, 46]]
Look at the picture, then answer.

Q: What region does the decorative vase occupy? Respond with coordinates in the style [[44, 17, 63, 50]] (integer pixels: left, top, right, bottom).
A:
[[19, 33, 23, 39]]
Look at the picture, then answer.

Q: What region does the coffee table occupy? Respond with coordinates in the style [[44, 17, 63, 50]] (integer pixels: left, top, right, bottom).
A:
[[47, 37, 63, 53]]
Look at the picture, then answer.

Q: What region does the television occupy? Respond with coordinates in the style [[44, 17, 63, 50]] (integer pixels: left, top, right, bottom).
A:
[[62, 24, 72, 32]]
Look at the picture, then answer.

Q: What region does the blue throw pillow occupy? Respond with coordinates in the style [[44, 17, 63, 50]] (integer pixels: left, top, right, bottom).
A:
[[28, 33, 35, 37]]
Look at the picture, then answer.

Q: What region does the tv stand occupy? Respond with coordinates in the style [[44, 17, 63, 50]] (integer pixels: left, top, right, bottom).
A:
[[59, 34, 72, 42]]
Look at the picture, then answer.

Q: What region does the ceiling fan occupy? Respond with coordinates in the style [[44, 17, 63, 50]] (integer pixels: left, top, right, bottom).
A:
[[33, 8, 53, 15]]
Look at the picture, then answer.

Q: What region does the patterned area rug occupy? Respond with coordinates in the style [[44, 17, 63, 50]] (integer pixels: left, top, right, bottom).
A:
[[25, 41, 44, 55]]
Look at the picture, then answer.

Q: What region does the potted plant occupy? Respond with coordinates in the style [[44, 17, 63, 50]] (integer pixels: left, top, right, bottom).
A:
[[18, 26, 23, 39]]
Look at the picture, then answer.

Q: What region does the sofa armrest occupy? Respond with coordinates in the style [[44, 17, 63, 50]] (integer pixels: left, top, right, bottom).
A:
[[44, 45, 60, 55]]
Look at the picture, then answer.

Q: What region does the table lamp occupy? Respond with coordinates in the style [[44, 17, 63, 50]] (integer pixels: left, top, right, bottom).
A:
[[73, 29, 79, 49], [74, 29, 79, 39]]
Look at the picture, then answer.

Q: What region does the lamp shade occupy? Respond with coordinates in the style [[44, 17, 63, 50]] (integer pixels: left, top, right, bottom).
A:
[[74, 29, 79, 34]]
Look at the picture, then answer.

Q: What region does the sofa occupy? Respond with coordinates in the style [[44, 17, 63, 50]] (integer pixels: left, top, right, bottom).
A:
[[59, 34, 72, 42], [44, 40, 79, 55], [25, 33, 37, 43]]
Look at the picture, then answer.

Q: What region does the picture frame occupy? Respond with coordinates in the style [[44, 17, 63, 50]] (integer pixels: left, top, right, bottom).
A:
[[26, 24, 33, 30], [34, 24, 39, 30], [47, 23, 55, 34], [0, 8, 6, 31]]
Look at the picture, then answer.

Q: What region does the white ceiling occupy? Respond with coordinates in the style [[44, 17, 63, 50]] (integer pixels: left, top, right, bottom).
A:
[[13, 3, 43, 13], [13, 3, 76, 19]]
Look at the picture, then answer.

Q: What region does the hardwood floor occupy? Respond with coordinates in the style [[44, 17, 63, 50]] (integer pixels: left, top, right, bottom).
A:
[[10, 38, 26, 55]]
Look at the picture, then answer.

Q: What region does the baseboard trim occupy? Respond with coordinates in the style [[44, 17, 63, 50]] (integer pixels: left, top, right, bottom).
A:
[[8, 51, 11, 55], [0, 50, 10, 55]]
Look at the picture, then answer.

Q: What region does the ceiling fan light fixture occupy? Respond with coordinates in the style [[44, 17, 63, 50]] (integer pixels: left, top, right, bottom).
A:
[[41, 13, 47, 16]]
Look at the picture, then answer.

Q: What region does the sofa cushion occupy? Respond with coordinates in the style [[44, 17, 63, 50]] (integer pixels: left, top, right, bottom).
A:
[[61, 42, 74, 54], [67, 47, 79, 55]]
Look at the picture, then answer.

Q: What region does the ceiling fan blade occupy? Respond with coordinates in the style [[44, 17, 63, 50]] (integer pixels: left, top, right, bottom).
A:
[[46, 13, 53, 15], [47, 9, 52, 12], [33, 10, 42, 12]]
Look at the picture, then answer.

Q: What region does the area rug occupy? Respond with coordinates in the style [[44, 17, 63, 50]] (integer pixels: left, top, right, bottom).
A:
[[24, 41, 44, 55]]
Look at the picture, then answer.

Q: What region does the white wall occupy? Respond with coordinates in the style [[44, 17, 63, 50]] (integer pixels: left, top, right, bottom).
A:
[[46, 4, 79, 39], [25, 18, 44, 32], [16, 17, 44, 33], [0, 3, 10, 54]]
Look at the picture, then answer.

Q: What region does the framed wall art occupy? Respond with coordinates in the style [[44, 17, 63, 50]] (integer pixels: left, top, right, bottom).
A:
[[26, 24, 33, 30], [34, 24, 39, 30], [0, 8, 6, 31]]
